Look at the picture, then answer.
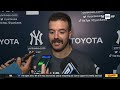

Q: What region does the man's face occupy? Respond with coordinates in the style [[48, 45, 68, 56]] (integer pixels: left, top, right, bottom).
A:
[[48, 20, 71, 52]]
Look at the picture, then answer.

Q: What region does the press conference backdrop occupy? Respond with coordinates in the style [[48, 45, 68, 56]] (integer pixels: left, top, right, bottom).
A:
[[0, 11, 120, 74]]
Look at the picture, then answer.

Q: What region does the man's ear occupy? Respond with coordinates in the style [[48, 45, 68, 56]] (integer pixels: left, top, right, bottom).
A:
[[69, 30, 72, 39]]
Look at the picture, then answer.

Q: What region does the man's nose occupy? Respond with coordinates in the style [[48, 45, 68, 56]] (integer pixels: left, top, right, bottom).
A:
[[54, 31, 59, 38]]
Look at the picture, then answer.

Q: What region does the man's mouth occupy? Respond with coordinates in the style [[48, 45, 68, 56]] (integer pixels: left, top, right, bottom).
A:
[[54, 43, 60, 46]]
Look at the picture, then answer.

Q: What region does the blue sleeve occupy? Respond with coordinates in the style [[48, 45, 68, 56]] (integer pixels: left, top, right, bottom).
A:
[[0, 62, 22, 75]]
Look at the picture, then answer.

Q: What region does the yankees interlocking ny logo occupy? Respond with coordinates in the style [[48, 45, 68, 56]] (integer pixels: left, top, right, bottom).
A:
[[116, 30, 120, 44], [30, 30, 43, 45]]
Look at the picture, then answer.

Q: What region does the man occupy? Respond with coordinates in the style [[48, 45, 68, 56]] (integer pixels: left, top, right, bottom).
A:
[[33, 12, 96, 74], [0, 12, 96, 75]]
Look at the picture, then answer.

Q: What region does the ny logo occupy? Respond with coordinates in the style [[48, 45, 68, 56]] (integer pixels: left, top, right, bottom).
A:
[[116, 30, 120, 44], [30, 30, 43, 45]]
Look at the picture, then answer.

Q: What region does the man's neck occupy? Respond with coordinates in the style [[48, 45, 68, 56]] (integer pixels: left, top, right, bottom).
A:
[[52, 44, 72, 59]]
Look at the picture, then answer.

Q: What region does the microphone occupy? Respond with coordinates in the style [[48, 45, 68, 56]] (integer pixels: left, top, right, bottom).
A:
[[60, 57, 79, 74]]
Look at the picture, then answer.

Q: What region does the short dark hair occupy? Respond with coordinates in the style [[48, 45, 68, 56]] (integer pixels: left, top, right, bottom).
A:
[[48, 12, 72, 31]]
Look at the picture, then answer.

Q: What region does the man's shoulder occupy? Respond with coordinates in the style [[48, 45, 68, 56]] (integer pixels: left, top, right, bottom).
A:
[[70, 48, 96, 74], [72, 48, 90, 58], [71, 48, 94, 63]]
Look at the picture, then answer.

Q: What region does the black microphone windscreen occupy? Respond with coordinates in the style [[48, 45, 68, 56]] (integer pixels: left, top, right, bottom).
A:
[[60, 57, 77, 71]]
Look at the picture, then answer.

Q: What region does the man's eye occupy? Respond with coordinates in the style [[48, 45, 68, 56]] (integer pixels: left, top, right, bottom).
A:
[[60, 32, 65, 34], [49, 31, 54, 34]]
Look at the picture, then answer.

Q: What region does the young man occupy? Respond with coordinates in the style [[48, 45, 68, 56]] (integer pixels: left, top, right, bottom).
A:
[[33, 12, 96, 74], [0, 12, 96, 75]]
